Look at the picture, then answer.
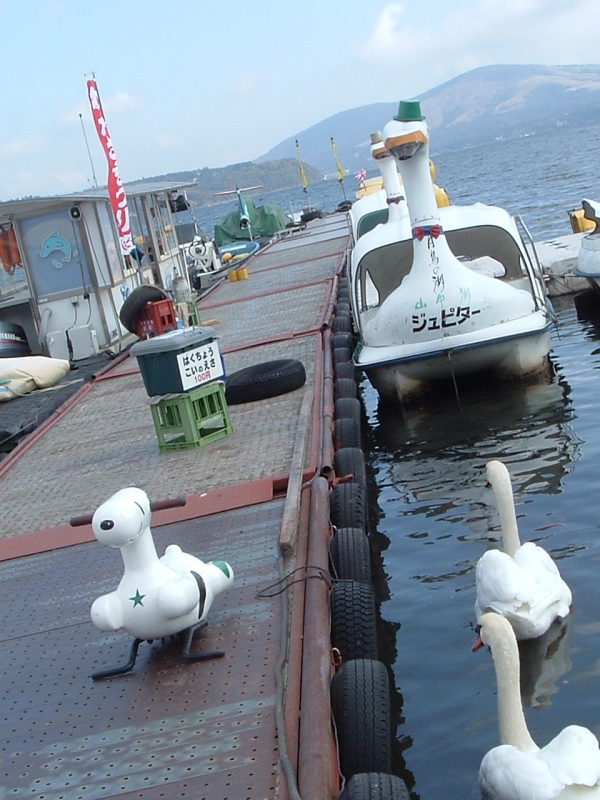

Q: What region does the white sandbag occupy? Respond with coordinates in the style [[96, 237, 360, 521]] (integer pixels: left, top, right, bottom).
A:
[[0, 356, 70, 402]]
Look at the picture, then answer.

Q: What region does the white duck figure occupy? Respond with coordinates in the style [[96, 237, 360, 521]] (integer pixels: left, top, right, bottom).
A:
[[478, 612, 600, 800], [475, 460, 571, 640], [90, 487, 233, 675]]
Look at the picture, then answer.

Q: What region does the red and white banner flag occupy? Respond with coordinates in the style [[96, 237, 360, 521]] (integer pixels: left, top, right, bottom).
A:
[[86, 78, 133, 255]]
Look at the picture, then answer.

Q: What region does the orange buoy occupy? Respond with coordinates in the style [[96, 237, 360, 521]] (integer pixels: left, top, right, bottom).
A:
[[5, 226, 21, 266]]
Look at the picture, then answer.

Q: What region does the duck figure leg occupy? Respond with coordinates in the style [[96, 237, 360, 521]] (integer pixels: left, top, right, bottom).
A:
[[91, 637, 144, 681]]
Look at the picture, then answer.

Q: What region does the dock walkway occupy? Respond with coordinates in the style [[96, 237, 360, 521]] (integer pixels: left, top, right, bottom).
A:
[[0, 214, 351, 799]]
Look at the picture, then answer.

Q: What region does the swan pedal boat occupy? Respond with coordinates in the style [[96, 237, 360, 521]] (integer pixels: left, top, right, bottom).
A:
[[348, 101, 553, 405]]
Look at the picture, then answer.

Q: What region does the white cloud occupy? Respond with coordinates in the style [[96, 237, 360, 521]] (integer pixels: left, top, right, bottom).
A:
[[103, 91, 145, 115], [63, 91, 145, 126], [359, 0, 600, 94], [229, 71, 267, 95], [0, 136, 45, 159], [155, 133, 184, 149]]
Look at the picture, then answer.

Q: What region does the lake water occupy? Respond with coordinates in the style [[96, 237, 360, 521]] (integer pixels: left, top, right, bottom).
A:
[[201, 123, 600, 798]]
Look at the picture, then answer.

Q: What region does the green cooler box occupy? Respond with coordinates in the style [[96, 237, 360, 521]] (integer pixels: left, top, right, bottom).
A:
[[131, 326, 222, 397]]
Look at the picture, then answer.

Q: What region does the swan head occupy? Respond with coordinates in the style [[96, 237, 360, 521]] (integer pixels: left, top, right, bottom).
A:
[[479, 611, 515, 649], [486, 459, 510, 487], [92, 487, 151, 548]]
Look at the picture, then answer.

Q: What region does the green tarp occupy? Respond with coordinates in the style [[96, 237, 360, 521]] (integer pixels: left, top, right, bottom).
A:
[[213, 199, 290, 246]]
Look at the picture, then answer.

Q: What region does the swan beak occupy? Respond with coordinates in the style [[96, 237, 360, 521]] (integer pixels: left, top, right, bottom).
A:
[[471, 632, 484, 651]]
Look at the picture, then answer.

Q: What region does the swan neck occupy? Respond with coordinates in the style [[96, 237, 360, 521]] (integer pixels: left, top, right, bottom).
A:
[[491, 624, 539, 753], [494, 475, 521, 558]]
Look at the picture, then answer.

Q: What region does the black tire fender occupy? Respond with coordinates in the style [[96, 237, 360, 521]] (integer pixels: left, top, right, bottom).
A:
[[335, 377, 357, 401], [333, 346, 352, 365], [334, 446, 367, 488], [330, 481, 367, 531], [330, 580, 378, 661], [331, 659, 392, 780], [330, 527, 371, 584], [332, 314, 353, 334], [332, 331, 354, 351], [119, 284, 169, 334], [338, 772, 410, 800], [334, 398, 361, 423], [335, 361, 356, 381], [225, 359, 306, 405], [334, 417, 362, 450]]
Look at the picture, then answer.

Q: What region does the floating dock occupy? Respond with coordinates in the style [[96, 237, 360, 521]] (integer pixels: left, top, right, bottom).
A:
[[0, 215, 351, 799]]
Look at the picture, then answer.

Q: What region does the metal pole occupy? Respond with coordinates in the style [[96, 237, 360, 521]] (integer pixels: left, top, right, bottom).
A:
[[79, 113, 98, 188]]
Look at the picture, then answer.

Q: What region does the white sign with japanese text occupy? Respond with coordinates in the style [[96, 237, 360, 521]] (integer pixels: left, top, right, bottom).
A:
[[177, 341, 223, 390]]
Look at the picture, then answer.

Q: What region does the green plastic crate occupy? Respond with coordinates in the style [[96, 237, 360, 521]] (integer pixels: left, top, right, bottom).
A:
[[149, 381, 233, 451]]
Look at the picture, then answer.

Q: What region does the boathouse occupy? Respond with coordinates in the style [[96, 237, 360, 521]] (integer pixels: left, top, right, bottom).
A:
[[0, 180, 195, 360]]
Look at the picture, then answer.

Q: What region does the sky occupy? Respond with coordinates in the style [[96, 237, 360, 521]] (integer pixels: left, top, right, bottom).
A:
[[1, 0, 599, 202]]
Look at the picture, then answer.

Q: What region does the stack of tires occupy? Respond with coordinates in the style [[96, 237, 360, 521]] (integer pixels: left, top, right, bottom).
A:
[[328, 277, 409, 800]]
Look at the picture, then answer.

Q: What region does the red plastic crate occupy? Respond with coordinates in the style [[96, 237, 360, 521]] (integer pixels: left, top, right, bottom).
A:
[[135, 298, 177, 338]]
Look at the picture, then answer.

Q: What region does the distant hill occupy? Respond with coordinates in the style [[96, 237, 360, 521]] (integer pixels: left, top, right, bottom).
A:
[[257, 64, 600, 175], [146, 158, 322, 209]]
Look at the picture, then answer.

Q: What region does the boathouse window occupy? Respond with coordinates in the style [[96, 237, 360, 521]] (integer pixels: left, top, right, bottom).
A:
[[148, 194, 177, 258], [96, 203, 125, 284]]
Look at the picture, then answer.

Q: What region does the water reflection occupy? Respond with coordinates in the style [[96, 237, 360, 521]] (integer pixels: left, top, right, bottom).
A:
[[359, 306, 594, 799], [519, 618, 571, 709], [367, 372, 580, 546]]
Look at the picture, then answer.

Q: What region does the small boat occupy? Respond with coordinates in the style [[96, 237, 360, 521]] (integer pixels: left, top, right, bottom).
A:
[[348, 100, 553, 404], [218, 240, 260, 265], [573, 198, 600, 290]]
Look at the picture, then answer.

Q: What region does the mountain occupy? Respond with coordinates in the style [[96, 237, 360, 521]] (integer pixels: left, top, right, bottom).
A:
[[256, 64, 600, 176], [148, 158, 322, 209]]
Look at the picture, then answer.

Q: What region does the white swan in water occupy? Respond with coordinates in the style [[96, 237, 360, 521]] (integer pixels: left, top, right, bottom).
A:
[[475, 460, 572, 640], [478, 612, 600, 800]]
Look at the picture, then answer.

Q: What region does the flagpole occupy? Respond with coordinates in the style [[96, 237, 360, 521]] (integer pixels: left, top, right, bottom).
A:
[[295, 139, 311, 207], [330, 137, 347, 201], [79, 113, 98, 188]]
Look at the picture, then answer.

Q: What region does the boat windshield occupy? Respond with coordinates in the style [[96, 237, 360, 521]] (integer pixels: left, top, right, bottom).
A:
[[356, 225, 527, 312]]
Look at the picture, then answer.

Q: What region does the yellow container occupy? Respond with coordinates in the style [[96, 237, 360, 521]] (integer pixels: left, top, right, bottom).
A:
[[228, 268, 239, 281], [569, 208, 596, 234], [237, 267, 249, 280]]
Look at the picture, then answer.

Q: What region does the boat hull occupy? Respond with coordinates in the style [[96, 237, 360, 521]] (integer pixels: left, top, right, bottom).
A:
[[358, 318, 552, 403]]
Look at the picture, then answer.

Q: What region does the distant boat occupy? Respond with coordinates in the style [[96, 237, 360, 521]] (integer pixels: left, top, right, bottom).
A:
[[218, 240, 260, 265], [573, 198, 600, 292], [348, 100, 553, 405]]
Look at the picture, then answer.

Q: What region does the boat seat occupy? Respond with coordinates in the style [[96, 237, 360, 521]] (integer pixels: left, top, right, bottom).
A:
[[446, 226, 524, 282]]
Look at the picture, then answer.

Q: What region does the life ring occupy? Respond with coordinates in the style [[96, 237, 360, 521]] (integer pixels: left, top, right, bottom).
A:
[[330, 580, 378, 661], [338, 773, 410, 800], [331, 658, 392, 780], [225, 359, 306, 405], [330, 481, 367, 531], [119, 285, 169, 334], [330, 527, 371, 584]]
